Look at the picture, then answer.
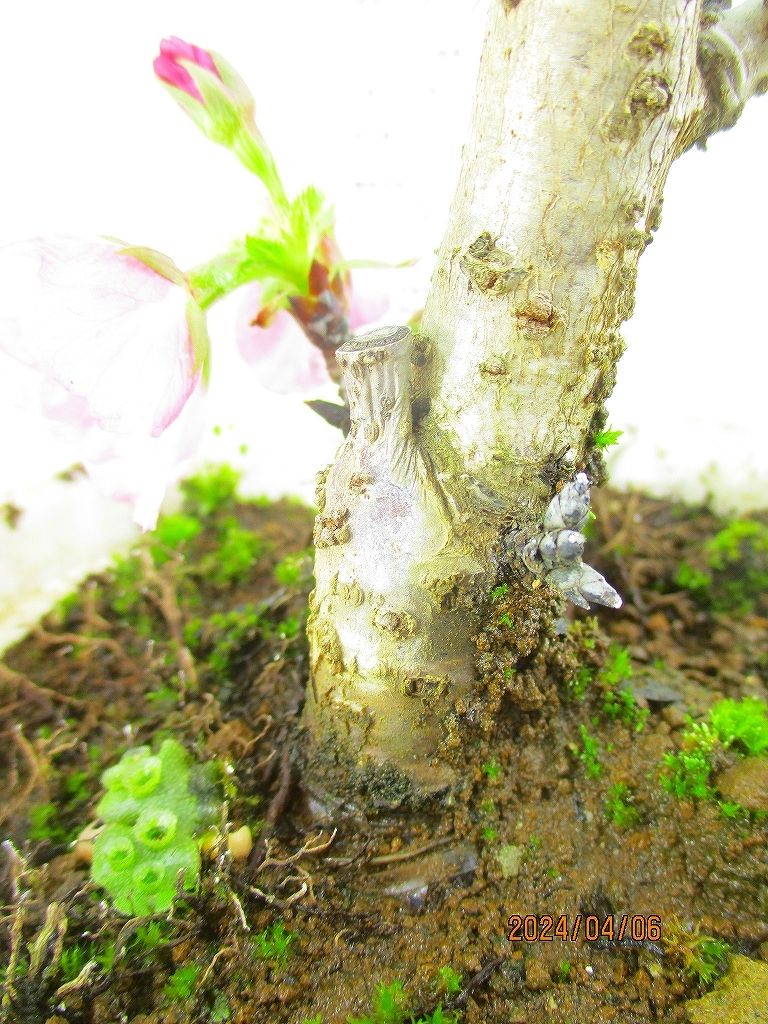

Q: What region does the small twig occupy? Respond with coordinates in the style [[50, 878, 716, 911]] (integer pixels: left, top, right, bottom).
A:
[[265, 744, 294, 826], [249, 881, 308, 907], [229, 890, 250, 932], [367, 835, 453, 867], [259, 830, 337, 872], [33, 626, 140, 677], [0, 659, 86, 708], [197, 945, 234, 989], [54, 959, 97, 999], [139, 548, 198, 693], [446, 953, 508, 1010]]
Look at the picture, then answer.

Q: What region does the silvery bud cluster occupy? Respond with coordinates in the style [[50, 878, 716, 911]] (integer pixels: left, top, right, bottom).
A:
[[521, 473, 622, 611]]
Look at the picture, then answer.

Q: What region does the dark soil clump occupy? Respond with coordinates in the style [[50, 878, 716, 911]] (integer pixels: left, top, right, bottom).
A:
[[1, 473, 767, 1023]]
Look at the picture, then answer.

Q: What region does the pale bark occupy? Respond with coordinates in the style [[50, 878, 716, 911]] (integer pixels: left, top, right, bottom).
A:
[[303, 0, 767, 806]]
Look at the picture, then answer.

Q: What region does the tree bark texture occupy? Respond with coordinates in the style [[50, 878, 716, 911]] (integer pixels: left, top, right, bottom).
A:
[[302, 0, 768, 808]]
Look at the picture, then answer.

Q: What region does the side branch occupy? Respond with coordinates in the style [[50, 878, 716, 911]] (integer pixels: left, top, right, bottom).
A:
[[696, 0, 768, 144]]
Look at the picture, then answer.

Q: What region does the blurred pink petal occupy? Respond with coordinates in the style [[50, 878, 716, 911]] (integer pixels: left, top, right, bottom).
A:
[[235, 282, 390, 396], [348, 285, 389, 331], [83, 382, 207, 531], [153, 37, 220, 103], [235, 285, 332, 395], [0, 235, 200, 438], [0, 236, 206, 530]]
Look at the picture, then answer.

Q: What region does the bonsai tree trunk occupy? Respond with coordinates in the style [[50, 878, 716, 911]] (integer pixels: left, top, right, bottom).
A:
[[302, 0, 768, 808]]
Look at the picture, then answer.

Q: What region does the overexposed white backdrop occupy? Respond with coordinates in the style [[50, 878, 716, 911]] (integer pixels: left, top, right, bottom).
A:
[[1, 0, 767, 650]]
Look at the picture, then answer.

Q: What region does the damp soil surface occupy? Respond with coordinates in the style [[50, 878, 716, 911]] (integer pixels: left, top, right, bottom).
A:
[[1, 471, 767, 1024]]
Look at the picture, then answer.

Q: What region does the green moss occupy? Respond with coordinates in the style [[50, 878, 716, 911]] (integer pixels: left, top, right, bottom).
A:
[[578, 724, 602, 778], [677, 518, 768, 613], [205, 518, 265, 586], [481, 758, 502, 780], [659, 722, 719, 801], [253, 922, 293, 965], [435, 965, 462, 996], [153, 513, 202, 551], [593, 425, 623, 450], [181, 464, 242, 519], [605, 783, 640, 827], [164, 964, 200, 1001], [709, 697, 768, 757], [274, 548, 314, 587], [663, 918, 730, 986]]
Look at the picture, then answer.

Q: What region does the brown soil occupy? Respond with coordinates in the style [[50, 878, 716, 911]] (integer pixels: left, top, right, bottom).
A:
[[1, 482, 767, 1024]]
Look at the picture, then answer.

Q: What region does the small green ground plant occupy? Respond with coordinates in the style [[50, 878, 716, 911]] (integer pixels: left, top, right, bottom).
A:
[[347, 980, 459, 1024], [660, 697, 768, 802], [577, 724, 602, 778], [605, 782, 640, 827], [91, 739, 221, 915], [676, 517, 768, 613], [253, 922, 293, 965], [164, 964, 200, 1002], [662, 917, 730, 985], [598, 646, 647, 732]]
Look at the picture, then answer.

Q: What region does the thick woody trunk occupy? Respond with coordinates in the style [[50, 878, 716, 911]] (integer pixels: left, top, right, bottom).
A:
[[302, 0, 766, 808]]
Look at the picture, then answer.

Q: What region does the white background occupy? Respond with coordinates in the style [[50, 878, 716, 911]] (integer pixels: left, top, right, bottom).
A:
[[0, 0, 766, 649]]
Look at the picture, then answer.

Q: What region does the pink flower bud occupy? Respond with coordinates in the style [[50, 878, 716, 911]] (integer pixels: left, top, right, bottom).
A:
[[153, 37, 220, 104]]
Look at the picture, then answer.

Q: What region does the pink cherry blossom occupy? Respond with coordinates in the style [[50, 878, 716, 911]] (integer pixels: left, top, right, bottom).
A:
[[153, 37, 220, 104], [0, 236, 204, 530], [236, 283, 389, 396]]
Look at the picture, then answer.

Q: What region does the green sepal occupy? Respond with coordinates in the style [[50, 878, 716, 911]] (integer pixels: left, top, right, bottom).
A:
[[158, 80, 216, 137], [208, 50, 255, 119], [182, 62, 241, 146], [186, 298, 211, 385], [116, 246, 187, 287]]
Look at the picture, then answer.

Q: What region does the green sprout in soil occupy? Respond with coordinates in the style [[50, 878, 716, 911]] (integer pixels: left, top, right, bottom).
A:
[[569, 665, 593, 700], [490, 583, 509, 602], [481, 759, 502, 780], [554, 961, 572, 984], [605, 783, 640, 828], [254, 922, 293, 965], [479, 798, 495, 815], [718, 800, 746, 820], [347, 980, 458, 1024], [58, 943, 92, 984], [662, 917, 730, 986], [210, 992, 231, 1022], [164, 964, 200, 1001], [596, 646, 647, 732], [602, 687, 648, 733], [348, 981, 407, 1024], [482, 827, 498, 841], [435, 966, 462, 996], [131, 920, 171, 955], [594, 425, 623, 450], [659, 721, 720, 801], [578, 724, 602, 778]]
